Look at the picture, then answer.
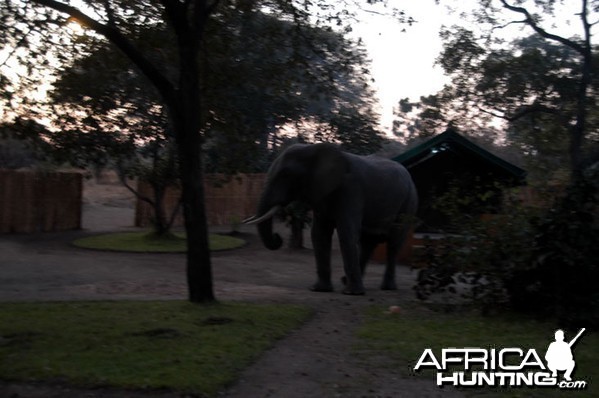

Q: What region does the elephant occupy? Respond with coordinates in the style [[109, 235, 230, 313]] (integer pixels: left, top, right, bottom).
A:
[[244, 143, 418, 295]]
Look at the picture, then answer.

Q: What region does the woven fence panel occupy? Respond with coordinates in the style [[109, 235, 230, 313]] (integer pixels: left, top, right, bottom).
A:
[[0, 170, 82, 233], [135, 173, 267, 227]]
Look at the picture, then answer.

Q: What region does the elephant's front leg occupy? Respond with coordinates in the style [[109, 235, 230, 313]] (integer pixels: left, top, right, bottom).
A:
[[310, 216, 335, 292], [337, 222, 365, 295]]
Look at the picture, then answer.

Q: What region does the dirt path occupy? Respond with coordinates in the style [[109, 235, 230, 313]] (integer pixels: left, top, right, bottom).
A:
[[222, 294, 462, 398], [0, 181, 462, 397]]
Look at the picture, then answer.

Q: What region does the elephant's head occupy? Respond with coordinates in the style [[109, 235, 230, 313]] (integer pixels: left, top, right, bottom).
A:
[[244, 143, 349, 250]]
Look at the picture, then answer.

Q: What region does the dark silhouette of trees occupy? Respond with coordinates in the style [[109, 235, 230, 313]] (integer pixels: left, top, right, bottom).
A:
[[394, 0, 598, 178]]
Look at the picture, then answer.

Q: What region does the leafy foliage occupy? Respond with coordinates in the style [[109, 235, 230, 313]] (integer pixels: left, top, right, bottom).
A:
[[414, 184, 537, 307], [0, 119, 53, 169], [511, 169, 599, 327], [394, 0, 599, 285], [414, 168, 599, 327], [394, 0, 599, 178], [10, 4, 385, 176]]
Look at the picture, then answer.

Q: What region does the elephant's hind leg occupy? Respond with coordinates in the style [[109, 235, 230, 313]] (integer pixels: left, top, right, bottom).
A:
[[381, 230, 402, 290], [381, 223, 412, 290], [381, 248, 398, 290], [340, 237, 377, 289], [359, 236, 379, 276]]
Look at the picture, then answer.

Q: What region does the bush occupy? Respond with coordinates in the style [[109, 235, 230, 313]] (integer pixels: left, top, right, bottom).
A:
[[414, 202, 536, 313], [414, 171, 599, 327], [510, 171, 599, 327]]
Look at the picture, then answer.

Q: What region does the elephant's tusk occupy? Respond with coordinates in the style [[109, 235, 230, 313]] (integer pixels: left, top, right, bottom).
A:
[[241, 215, 256, 224], [243, 206, 281, 225]]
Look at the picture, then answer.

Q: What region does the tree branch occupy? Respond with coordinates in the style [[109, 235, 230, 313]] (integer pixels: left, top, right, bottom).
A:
[[30, 0, 176, 104], [506, 103, 561, 122], [191, 0, 221, 43], [499, 0, 586, 55], [492, 18, 528, 31], [102, 0, 117, 27], [161, 0, 187, 37], [477, 105, 508, 120], [166, 197, 183, 231], [0, 26, 36, 67], [116, 165, 155, 207], [477, 102, 563, 123]]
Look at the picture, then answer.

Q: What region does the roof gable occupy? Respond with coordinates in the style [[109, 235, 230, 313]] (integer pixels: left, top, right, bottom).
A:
[[392, 129, 526, 182]]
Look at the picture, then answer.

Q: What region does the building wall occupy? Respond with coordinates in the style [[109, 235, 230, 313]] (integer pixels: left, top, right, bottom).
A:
[[0, 170, 82, 233], [135, 174, 267, 227]]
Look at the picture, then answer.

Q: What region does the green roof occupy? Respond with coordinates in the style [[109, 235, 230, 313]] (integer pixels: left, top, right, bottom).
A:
[[392, 129, 527, 182]]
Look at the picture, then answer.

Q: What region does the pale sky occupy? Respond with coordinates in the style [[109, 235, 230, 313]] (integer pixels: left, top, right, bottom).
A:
[[354, 0, 585, 135], [353, 0, 454, 134]]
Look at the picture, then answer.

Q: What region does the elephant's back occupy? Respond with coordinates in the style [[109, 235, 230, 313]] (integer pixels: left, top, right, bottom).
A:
[[345, 153, 413, 190], [345, 153, 416, 228]]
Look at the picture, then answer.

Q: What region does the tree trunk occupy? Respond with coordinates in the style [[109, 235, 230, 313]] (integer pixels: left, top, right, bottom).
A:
[[570, 46, 592, 177], [176, 130, 214, 302], [171, 91, 214, 302], [151, 183, 169, 236], [570, 0, 593, 177], [171, 25, 215, 303], [30, 0, 217, 303]]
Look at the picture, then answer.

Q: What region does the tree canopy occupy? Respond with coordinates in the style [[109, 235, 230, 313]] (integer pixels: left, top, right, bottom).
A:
[[394, 0, 599, 180], [50, 7, 384, 175]]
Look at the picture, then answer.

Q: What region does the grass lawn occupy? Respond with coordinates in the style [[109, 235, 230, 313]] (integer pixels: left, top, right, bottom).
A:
[[0, 301, 311, 396], [357, 307, 598, 398], [72, 231, 245, 253]]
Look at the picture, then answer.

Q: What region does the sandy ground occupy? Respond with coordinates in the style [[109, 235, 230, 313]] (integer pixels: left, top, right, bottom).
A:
[[0, 179, 463, 398]]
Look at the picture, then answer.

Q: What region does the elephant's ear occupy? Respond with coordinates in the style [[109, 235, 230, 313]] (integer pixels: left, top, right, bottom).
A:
[[310, 144, 349, 203]]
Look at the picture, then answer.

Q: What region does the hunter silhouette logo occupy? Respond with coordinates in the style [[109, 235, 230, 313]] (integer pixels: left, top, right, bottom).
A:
[[414, 328, 588, 389], [545, 328, 585, 381]]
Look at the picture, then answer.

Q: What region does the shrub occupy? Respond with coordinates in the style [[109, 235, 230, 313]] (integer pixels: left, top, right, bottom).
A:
[[414, 170, 599, 327], [414, 200, 536, 313], [509, 171, 599, 327]]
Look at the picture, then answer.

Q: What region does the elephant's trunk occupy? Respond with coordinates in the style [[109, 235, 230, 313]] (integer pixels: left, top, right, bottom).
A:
[[257, 215, 283, 250], [253, 197, 283, 251]]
